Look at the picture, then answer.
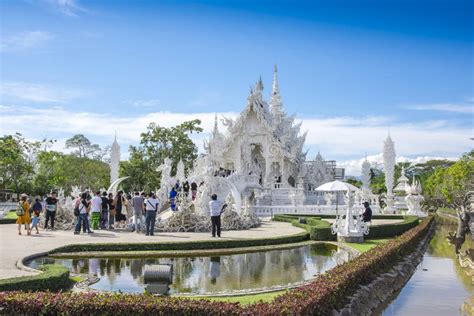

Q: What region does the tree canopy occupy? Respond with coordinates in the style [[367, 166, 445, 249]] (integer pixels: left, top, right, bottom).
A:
[[120, 120, 203, 192]]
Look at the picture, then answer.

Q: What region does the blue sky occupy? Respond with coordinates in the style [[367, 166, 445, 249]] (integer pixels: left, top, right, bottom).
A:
[[0, 0, 472, 174]]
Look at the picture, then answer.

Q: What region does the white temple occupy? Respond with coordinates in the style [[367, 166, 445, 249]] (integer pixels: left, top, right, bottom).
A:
[[110, 133, 120, 185], [191, 66, 348, 216]]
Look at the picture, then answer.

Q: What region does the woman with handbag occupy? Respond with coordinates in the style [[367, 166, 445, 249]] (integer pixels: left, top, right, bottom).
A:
[[16, 193, 31, 236]]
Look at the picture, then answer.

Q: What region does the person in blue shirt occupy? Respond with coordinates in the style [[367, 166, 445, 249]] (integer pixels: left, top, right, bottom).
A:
[[169, 187, 177, 211]]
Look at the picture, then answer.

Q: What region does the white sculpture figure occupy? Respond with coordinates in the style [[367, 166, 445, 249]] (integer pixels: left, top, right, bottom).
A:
[[156, 157, 174, 203], [383, 133, 397, 213], [176, 159, 186, 183], [405, 176, 426, 217], [110, 133, 120, 185], [331, 190, 369, 243]]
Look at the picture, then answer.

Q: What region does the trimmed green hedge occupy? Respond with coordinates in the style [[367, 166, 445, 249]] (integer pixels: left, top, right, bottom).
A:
[[49, 231, 309, 254], [0, 210, 17, 224], [0, 218, 16, 224], [274, 214, 419, 241], [367, 216, 419, 238], [0, 265, 72, 292]]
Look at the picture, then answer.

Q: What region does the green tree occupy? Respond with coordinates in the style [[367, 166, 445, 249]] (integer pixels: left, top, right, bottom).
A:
[[369, 167, 385, 194], [120, 120, 203, 192], [0, 134, 51, 193], [34, 151, 110, 194], [65, 134, 102, 159], [345, 177, 362, 188], [424, 150, 473, 210]]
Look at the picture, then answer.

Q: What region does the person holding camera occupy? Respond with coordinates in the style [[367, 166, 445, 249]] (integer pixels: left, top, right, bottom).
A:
[[208, 194, 227, 238]]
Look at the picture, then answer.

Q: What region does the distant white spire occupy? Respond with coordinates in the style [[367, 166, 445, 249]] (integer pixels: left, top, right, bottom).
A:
[[270, 64, 283, 117], [110, 132, 121, 185], [361, 156, 371, 191], [383, 133, 396, 197], [212, 114, 219, 137]]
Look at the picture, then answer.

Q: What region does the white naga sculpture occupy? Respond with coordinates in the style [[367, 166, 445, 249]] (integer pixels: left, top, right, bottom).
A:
[[405, 176, 426, 217], [331, 190, 369, 243], [383, 133, 397, 213]]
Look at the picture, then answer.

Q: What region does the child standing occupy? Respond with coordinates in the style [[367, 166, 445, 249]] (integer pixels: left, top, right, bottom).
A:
[[30, 198, 42, 234]]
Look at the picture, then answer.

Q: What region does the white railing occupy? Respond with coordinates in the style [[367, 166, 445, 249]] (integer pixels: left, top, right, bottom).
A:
[[251, 204, 381, 217]]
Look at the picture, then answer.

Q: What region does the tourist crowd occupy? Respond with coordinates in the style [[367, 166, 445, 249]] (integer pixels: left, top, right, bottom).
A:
[[13, 180, 229, 237]]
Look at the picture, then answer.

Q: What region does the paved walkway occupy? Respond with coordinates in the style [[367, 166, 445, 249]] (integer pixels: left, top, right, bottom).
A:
[[0, 219, 305, 279]]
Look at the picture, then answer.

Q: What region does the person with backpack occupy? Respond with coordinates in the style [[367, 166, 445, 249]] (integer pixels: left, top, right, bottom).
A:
[[74, 193, 93, 234], [16, 193, 31, 236], [108, 192, 115, 229], [144, 192, 160, 236], [100, 191, 109, 229]]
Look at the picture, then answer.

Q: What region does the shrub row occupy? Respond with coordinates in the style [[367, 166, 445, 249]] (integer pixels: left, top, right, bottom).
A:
[[274, 214, 419, 240], [49, 231, 309, 254], [0, 265, 72, 292], [0, 218, 16, 224], [367, 215, 418, 238], [0, 210, 17, 224], [0, 217, 433, 315]]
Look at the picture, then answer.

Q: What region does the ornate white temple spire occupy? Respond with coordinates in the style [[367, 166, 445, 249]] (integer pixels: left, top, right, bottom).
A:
[[361, 156, 371, 192], [212, 114, 219, 137], [110, 132, 120, 185], [383, 132, 396, 213], [270, 64, 283, 117]]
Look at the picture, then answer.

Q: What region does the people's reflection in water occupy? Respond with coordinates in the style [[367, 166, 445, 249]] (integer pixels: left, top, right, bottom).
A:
[[89, 258, 99, 276], [209, 257, 221, 285]]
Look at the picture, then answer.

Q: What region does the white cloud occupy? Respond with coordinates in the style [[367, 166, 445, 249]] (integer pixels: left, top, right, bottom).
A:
[[0, 81, 86, 103], [129, 99, 161, 108], [0, 105, 470, 172], [404, 102, 473, 114], [300, 116, 472, 161], [38, 0, 88, 17], [338, 154, 458, 176], [0, 31, 55, 52]]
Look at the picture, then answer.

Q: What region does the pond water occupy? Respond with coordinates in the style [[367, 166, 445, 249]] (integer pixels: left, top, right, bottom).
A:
[[380, 225, 473, 316], [28, 243, 353, 295]]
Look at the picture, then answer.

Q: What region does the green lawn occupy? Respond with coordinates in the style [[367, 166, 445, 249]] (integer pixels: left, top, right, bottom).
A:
[[343, 239, 389, 253], [437, 207, 458, 216], [4, 210, 17, 220], [179, 290, 286, 305]]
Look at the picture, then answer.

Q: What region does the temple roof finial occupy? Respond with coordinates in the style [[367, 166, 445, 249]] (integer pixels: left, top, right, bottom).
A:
[[270, 64, 283, 116]]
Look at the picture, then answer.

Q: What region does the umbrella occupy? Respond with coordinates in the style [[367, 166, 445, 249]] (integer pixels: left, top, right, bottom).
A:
[[315, 180, 360, 192], [315, 180, 360, 211]]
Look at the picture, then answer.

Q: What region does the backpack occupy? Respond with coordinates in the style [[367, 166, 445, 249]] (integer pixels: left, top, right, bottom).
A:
[[16, 202, 25, 216], [73, 205, 80, 217]]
